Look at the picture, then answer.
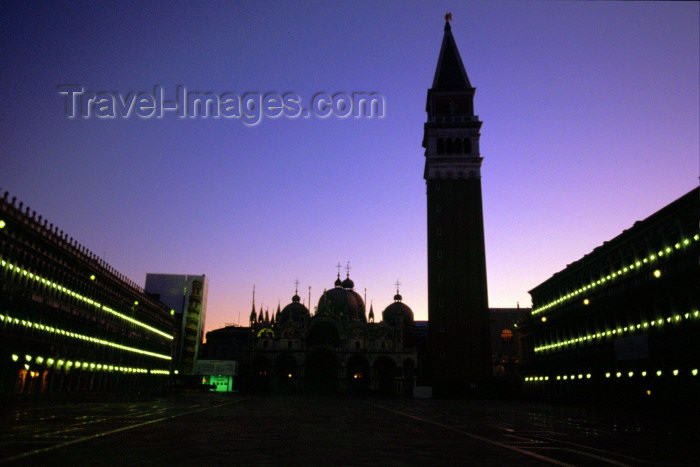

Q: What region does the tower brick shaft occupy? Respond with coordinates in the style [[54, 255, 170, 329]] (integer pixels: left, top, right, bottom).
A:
[[424, 19, 492, 395]]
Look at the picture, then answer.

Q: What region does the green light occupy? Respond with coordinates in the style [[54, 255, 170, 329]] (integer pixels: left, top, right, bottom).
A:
[[693, 369, 698, 376], [656, 370, 662, 376], [653, 269, 661, 278], [616, 372, 622, 378], [134, 301, 139, 306], [170, 309, 175, 315], [0, 260, 172, 340], [673, 369, 679, 376], [25, 354, 32, 362], [11, 354, 19, 362], [3, 312, 171, 361], [90, 274, 96, 280], [8, 351, 169, 375], [0, 220, 6, 229], [628, 371, 634, 377], [531, 232, 699, 315]]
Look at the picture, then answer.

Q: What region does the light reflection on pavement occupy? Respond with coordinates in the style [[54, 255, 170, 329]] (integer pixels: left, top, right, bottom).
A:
[[1, 394, 697, 466]]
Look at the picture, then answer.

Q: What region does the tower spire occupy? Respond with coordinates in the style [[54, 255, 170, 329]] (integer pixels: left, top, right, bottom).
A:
[[335, 263, 343, 287], [394, 279, 402, 302], [424, 19, 491, 394], [250, 285, 257, 324], [432, 14, 471, 90]]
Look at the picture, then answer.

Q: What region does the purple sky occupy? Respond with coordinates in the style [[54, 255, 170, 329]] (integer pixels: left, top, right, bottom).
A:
[[2, 1, 698, 334]]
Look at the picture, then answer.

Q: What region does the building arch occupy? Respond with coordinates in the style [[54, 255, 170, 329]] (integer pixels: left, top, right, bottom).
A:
[[304, 348, 339, 394], [402, 358, 416, 396], [250, 355, 272, 393], [307, 317, 341, 348], [346, 354, 370, 394], [275, 352, 298, 392], [373, 356, 396, 396]]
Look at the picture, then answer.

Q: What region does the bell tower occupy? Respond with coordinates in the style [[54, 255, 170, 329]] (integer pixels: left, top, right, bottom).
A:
[[424, 16, 492, 394]]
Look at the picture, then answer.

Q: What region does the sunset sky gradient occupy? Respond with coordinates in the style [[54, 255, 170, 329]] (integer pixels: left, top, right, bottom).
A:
[[2, 1, 698, 333]]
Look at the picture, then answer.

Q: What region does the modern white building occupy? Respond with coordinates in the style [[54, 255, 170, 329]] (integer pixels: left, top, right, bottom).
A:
[[145, 273, 208, 375]]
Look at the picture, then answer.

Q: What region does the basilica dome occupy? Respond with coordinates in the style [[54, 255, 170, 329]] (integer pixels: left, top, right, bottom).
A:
[[316, 275, 366, 322], [382, 292, 414, 327], [278, 293, 310, 325]]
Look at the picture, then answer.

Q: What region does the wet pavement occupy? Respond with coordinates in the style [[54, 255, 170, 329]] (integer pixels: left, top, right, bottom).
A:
[[1, 393, 697, 466]]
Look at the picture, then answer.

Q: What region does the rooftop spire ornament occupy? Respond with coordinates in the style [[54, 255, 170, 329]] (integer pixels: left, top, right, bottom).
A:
[[445, 12, 452, 22]]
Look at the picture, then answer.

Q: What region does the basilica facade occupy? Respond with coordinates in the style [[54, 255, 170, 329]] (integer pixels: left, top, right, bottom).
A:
[[200, 273, 418, 395]]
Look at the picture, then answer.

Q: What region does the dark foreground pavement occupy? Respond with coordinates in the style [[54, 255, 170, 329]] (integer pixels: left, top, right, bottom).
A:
[[1, 393, 697, 466]]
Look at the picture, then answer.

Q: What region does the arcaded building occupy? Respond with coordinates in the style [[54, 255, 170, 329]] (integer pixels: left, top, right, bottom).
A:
[[200, 273, 418, 395], [0, 191, 176, 394], [522, 187, 699, 404]]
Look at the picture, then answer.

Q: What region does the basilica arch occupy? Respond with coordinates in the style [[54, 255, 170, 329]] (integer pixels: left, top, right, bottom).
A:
[[305, 348, 339, 394]]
